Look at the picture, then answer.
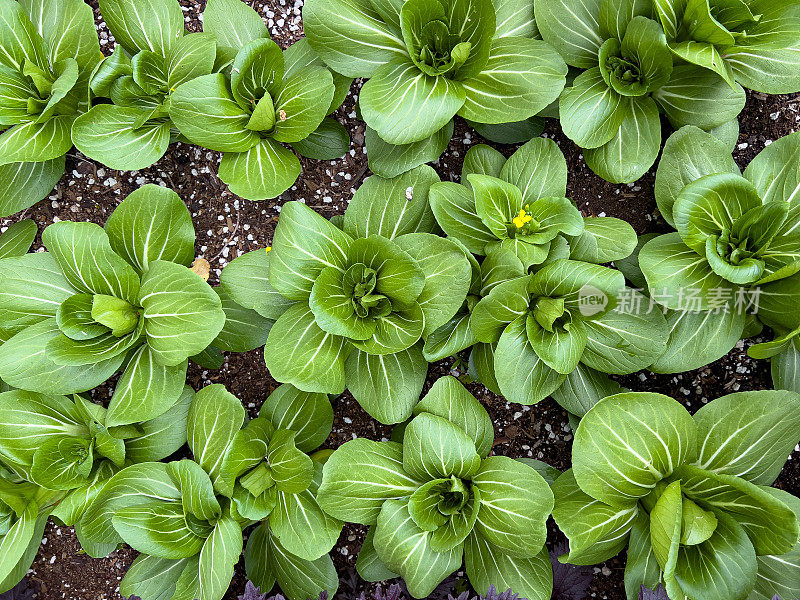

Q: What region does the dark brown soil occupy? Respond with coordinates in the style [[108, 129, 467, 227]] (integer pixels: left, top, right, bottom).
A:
[[2, 2, 798, 599]]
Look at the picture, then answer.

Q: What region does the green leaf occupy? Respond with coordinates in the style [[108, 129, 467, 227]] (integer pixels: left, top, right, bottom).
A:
[[573, 392, 697, 506], [0, 502, 37, 585], [422, 313, 475, 362], [651, 308, 745, 374], [469, 117, 545, 145], [559, 68, 625, 149], [199, 516, 243, 600], [105, 184, 195, 273], [500, 137, 568, 205], [469, 174, 523, 240], [413, 376, 494, 458], [493, 315, 567, 405], [202, 0, 267, 64], [107, 345, 187, 426], [43, 221, 140, 303], [624, 510, 661, 599], [473, 455, 553, 556], [0, 158, 64, 218], [366, 122, 452, 179], [462, 144, 506, 181], [0, 220, 35, 259], [318, 438, 421, 525], [584, 95, 661, 184], [567, 217, 637, 263], [464, 533, 553, 600], [373, 499, 463, 598], [345, 345, 428, 425], [168, 460, 221, 523], [692, 390, 800, 486], [357, 526, 398, 582], [220, 249, 295, 320], [727, 43, 800, 95], [344, 165, 440, 240], [429, 182, 494, 254], [45, 321, 143, 366], [125, 385, 193, 462], [303, 0, 407, 78], [534, 0, 604, 68], [581, 290, 670, 374], [670, 41, 736, 87], [639, 233, 731, 311], [652, 64, 746, 130], [0, 319, 126, 395], [272, 66, 333, 143], [119, 554, 189, 600], [269, 201, 353, 301], [773, 342, 800, 395], [744, 129, 800, 204], [266, 529, 339, 600], [655, 126, 741, 227], [264, 304, 349, 395], [293, 117, 351, 161], [0, 116, 73, 166], [267, 429, 314, 493], [98, 0, 182, 55], [552, 469, 637, 564], [458, 38, 566, 125], [30, 436, 93, 489], [213, 287, 272, 353], [0, 252, 72, 333], [749, 488, 800, 600], [402, 412, 481, 480], [170, 74, 261, 152], [360, 57, 466, 145], [188, 384, 245, 486], [260, 384, 332, 453], [243, 524, 275, 594], [649, 480, 683, 585], [551, 363, 625, 417], [110, 499, 206, 559], [167, 32, 216, 90]]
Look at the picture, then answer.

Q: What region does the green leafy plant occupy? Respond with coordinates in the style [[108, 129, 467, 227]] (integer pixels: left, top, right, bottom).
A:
[[221, 166, 472, 424], [77, 383, 341, 600], [646, 0, 800, 94], [0, 185, 226, 426], [318, 376, 556, 599], [535, 0, 749, 183], [70, 0, 219, 170], [749, 326, 800, 395], [468, 256, 668, 416], [636, 127, 800, 373], [552, 390, 800, 600], [168, 0, 351, 200], [303, 0, 567, 177], [0, 0, 102, 217]]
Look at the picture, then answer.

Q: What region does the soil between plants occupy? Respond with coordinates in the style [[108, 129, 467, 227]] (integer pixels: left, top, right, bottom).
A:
[[1, 2, 798, 598]]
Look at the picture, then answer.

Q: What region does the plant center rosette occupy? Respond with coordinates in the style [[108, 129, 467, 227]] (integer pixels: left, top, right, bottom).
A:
[[552, 390, 800, 600]]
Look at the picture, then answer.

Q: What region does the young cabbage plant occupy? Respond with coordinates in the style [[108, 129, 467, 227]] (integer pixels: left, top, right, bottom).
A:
[[0, 473, 60, 593], [429, 138, 638, 268], [318, 376, 556, 600], [469, 258, 668, 415], [71, 0, 218, 170], [748, 325, 800, 396], [637, 127, 800, 372], [77, 384, 341, 600], [0, 185, 225, 426], [553, 390, 800, 600], [168, 0, 351, 201], [221, 166, 472, 425], [304, 0, 567, 178], [0, 0, 103, 217], [534, 0, 747, 183], [649, 0, 800, 95]]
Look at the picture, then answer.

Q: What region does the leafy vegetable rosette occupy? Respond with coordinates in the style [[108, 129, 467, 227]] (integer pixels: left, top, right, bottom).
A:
[[0, 185, 226, 427], [71, 0, 220, 171], [167, 0, 352, 201], [318, 376, 557, 599], [553, 390, 800, 600], [222, 166, 473, 425], [0, 0, 102, 217], [304, 0, 567, 177], [634, 127, 800, 374], [534, 0, 770, 183], [76, 383, 342, 600], [426, 136, 655, 417]]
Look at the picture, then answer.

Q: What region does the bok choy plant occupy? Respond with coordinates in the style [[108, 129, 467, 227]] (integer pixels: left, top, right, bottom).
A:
[[535, 0, 751, 183], [318, 376, 556, 600], [303, 0, 568, 177], [0, 185, 225, 425], [221, 166, 472, 425], [0, 0, 102, 217], [70, 0, 218, 171], [637, 127, 800, 373], [168, 0, 351, 201], [553, 390, 800, 600], [77, 384, 341, 600]]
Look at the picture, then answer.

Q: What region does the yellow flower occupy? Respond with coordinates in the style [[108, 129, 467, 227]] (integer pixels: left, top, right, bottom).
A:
[[512, 209, 533, 229], [266, 246, 272, 253]]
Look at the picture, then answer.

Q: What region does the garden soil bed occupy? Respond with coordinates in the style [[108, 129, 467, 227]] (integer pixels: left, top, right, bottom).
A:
[[1, 2, 798, 599]]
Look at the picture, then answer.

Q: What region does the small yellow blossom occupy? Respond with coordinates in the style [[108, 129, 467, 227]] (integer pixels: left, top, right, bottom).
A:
[[266, 246, 272, 253], [512, 209, 533, 229]]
